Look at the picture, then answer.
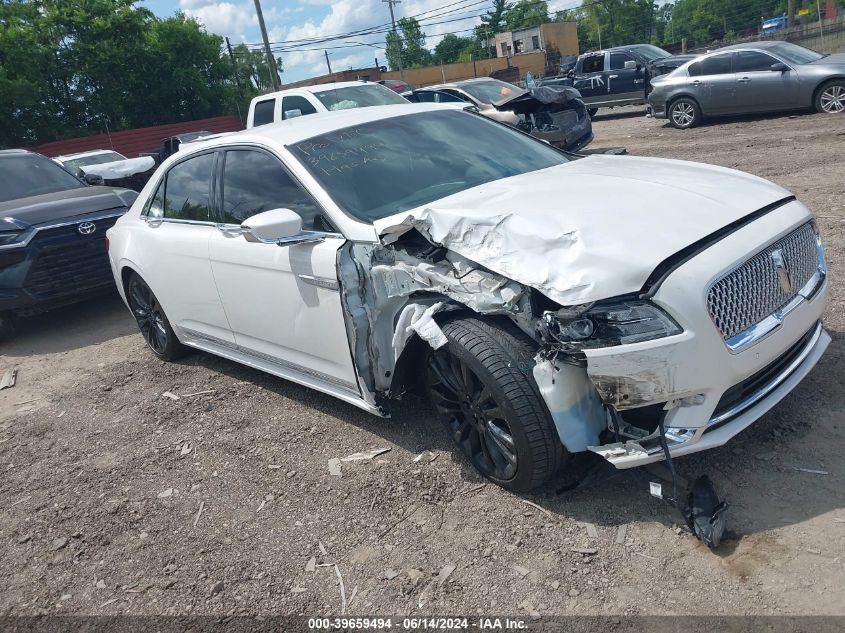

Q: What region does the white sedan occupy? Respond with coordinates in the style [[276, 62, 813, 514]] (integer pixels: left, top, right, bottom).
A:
[[107, 104, 829, 492]]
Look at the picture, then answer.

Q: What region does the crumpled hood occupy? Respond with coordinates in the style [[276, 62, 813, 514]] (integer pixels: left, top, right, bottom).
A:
[[0, 186, 137, 227], [374, 155, 792, 305]]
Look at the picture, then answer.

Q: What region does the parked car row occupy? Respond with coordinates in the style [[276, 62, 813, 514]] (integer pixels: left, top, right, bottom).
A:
[[550, 40, 844, 128]]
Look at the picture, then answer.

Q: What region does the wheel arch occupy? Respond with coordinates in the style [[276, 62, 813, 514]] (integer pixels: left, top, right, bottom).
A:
[[811, 76, 845, 109], [667, 93, 701, 113]]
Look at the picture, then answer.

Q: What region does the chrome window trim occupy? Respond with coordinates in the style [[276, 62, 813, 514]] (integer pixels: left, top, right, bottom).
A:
[[0, 209, 126, 250], [709, 320, 823, 427]]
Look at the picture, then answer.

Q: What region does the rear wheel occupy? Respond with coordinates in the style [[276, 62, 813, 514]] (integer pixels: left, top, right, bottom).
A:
[[425, 316, 564, 492], [125, 273, 186, 361], [815, 80, 845, 113], [668, 97, 701, 129]]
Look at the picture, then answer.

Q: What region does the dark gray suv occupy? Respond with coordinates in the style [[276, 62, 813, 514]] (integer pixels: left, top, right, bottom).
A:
[[0, 150, 137, 336]]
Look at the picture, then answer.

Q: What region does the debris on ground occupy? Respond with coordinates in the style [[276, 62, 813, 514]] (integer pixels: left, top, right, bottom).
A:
[[522, 499, 553, 518], [615, 525, 627, 545], [413, 450, 438, 463], [794, 467, 829, 475], [513, 565, 530, 577], [305, 557, 316, 572], [193, 501, 205, 527], [157, 488, 173, 499], [180, 443, 192, 456], [584, 522, 598, 538], [341, 447, 391, 462], [161, 391, 180, 401], [328, 458, 342, 477], [384, 569, 400, 580], [0, 368, 17, 390], [51, 537, 68, 551], [571, 547, 598, 555], [684, 475, 728, 549]]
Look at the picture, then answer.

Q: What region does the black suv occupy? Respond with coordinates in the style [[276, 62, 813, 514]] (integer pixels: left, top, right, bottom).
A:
[[0, 150, 138, 335]]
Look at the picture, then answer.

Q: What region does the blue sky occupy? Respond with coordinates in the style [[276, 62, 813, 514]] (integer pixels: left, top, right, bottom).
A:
[[141, 0, 574, 84]]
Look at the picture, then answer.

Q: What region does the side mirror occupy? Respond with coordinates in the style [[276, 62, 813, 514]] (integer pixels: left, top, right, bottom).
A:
[[83, 173, 104, 186], [240, 208, 324, 247], [624, 60, 638, 70], [770, 62, 788, 72]]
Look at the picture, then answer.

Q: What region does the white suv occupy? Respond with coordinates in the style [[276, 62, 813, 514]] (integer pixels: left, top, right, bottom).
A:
[[246, 81, 409, 128], [107, 104, 829, 492]]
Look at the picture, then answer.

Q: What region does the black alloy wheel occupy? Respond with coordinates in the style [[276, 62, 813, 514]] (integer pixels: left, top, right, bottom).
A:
[[126, 273, 185, 360], [424, 316, 564, 492], [428, 350, 518, 481]]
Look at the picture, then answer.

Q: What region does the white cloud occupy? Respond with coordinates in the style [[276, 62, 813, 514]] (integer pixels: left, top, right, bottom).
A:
[[179, 0, 256, 41]]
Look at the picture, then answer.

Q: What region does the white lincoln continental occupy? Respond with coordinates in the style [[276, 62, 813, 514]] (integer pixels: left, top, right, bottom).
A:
[[107, 104, 829, 492]]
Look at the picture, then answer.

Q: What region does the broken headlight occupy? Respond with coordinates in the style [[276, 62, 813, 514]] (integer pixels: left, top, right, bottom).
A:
[[540, 300, 682, 349]]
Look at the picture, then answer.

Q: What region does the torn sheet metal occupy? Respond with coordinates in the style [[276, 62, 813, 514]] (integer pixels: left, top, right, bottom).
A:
[[80, 156, 155, 180], [533, 360, 604, 452], [372, 156, 791, 305]]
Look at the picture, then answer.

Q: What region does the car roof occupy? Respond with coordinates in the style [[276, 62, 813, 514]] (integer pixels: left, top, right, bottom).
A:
[[188, 103, 464, 151], [428, 77, 510, 90], [711, 40, 788, 53], [54, 149, 122, 161], [254, 81, 379, 100], [0, 149, 31, 157]]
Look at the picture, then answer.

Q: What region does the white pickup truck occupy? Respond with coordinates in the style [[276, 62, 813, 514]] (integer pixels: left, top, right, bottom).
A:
[[246, 81, 409, 128]]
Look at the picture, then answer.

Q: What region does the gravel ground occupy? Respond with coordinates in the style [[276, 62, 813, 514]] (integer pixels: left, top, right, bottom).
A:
[[1, 108, 844, 619]]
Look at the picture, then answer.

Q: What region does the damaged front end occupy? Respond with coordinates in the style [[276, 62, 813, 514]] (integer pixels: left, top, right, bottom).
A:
[[494, 86, 594, 153]]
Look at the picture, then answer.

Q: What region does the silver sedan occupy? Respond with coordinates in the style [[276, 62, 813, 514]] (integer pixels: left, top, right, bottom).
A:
[[648, 41, 845, 128]]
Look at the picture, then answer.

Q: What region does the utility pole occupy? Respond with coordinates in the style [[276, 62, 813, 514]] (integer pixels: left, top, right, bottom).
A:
[[787, 0, 795, 26], [253, 0, 280, 90], [324, 50, 333, 77], [382, 0, 405, 82], [226, 37, 245, 126]]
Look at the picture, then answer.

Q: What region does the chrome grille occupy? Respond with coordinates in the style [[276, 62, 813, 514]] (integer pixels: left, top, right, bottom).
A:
[[707, 222, 819, 341]]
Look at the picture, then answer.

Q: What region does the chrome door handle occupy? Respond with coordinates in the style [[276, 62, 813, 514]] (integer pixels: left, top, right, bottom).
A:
[[690, 80, 701, 86], [737, 77, 751, 83], [216, 224, 244, 236], [608, 74, 619, 79]]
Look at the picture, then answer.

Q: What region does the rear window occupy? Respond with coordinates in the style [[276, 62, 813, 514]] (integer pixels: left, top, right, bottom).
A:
[[313, 85, 408, 111], [689, 54, 732, 76], [252, 98, 276, 126], [0, 154, 84, 203]]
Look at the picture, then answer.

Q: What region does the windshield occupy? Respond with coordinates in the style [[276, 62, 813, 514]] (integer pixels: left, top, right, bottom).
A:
[[0, 154, 84, 203], [629, 44, 671, 61], [289, 109, 569, 222], [769, 42, 823, 64], [313, 85, 409, 111], [458, 79, 519, 104], [63, 151, 126, 170]]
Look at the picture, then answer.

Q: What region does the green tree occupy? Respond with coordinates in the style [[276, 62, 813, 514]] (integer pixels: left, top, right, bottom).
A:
[[384, 17, 432, 70], [433, 33, 475, 65], [0, 0, 249, 148], [504, 0, 549, 31]]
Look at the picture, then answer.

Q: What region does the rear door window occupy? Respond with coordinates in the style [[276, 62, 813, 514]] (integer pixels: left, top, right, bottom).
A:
[[252, 99, 276, 126], [582, 54, 605, 73], [159, 153, 215, 222], [689, 54, 732, 77]]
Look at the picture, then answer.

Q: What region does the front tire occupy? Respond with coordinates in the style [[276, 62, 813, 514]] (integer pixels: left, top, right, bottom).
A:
[[125, 273, 186, 361], [815, 79, 845, 114], [668, 97, 701, 129], [425, 316, 564, 492]]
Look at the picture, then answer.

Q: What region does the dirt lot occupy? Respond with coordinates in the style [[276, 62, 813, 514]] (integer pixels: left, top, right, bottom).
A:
[[2, 109, 844, 619]]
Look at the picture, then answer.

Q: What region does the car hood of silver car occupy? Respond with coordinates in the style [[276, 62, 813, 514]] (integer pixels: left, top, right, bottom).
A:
[[374, 154, 794, 305]]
